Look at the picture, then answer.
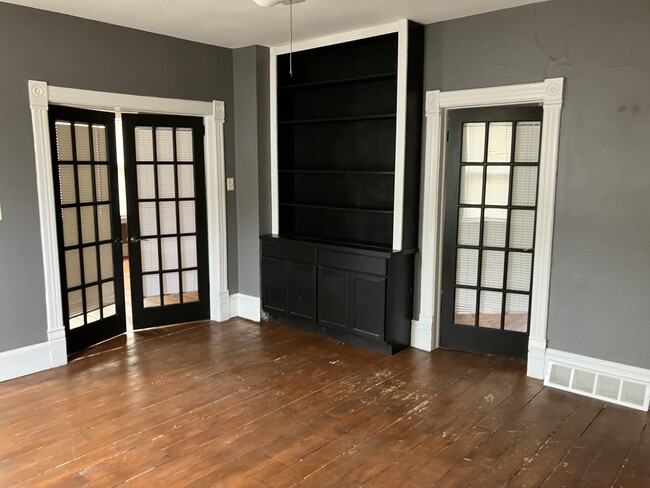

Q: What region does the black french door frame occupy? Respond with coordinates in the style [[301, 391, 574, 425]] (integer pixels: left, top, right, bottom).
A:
[[49, 105, 126, 354], [121, 114, 210, 329], [440, 106, 543, 359]]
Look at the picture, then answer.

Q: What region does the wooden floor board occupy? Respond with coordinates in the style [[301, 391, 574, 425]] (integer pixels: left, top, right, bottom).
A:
[[1, 319, 647, 487]]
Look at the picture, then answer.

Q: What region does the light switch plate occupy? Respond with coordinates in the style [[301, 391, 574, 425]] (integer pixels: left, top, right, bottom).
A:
[[227, 178, 235, 191]]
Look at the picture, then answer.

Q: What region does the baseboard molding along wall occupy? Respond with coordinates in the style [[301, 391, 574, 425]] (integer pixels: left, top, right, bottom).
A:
[[230, 294, 261, 322], [0, 336, 67, 383]]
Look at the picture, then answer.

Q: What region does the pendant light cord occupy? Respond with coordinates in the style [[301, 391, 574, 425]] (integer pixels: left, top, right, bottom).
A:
[[289, 0, 293, 77]]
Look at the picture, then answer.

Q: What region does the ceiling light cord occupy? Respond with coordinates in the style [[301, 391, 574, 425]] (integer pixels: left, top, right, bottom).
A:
[[289, 0, 293, 77]]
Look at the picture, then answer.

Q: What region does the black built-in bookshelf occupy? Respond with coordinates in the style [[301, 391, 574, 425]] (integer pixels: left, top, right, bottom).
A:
[[262, 24, 424, 354]]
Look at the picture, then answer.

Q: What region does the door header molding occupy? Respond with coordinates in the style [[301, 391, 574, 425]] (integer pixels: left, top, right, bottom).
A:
[[28, 80, 230, 364], [412, 78, 564, 379]]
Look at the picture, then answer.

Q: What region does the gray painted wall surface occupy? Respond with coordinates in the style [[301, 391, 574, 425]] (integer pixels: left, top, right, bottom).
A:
[[0, 3, 237, 352], [422, 0, 650, 368], [233, 47, 261, 297]]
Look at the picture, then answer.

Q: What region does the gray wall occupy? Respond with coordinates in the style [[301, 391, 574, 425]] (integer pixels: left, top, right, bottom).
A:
[[232, 45, 271, 297], [0, 3, 237, 352], [422, 0, 650, 368]]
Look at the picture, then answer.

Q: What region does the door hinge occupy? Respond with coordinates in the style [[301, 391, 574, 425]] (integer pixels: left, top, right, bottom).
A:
[[446, 130, 450, 143]]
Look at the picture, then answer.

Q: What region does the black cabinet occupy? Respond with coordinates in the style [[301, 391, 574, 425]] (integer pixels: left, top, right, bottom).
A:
[[261, 236, 414, 354]]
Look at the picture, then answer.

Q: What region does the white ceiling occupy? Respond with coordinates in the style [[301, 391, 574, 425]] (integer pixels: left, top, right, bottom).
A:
[[2, 0, 546, 48]]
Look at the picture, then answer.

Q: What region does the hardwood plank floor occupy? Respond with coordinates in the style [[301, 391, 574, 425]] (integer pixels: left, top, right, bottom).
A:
[[0, 319, 648, 487]]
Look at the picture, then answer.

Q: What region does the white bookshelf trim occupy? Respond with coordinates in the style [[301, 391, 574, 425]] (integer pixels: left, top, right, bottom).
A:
[[414, 79, 564, 381], [269, 20, 410, 250], [23, 81, 229, 381]]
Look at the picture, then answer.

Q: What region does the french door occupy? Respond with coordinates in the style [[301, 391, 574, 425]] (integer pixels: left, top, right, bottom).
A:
[[440, 106, 543, 359], [49, 106, 126, 354], [121, 114, 210, 329]]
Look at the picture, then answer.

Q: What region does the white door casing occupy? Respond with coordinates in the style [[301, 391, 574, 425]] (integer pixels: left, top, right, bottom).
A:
[[28, 80, 230, 364], [412, 78, 564, 379]]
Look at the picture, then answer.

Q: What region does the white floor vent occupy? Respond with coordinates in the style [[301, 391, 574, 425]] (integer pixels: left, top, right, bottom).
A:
[[545, 354, 650, 411]]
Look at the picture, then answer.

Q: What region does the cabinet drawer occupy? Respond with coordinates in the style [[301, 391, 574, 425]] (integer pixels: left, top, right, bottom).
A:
[[261, 241, 317, 264], [319, 250, 387, 276]]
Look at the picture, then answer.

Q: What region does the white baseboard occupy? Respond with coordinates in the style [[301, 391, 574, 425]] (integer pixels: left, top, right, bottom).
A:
[[0, 335, 67, 383], [230, 294, 261, 322], [212, 290, 231, 322], [527, 337, 547, 379], [544, 348, 650, 411], [410, 317, 436, 352]]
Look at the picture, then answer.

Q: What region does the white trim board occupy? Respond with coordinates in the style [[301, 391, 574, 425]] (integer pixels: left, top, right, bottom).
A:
[[413, 79, 564, 380], [26, 80, 230, 380], [545, 349, 650, 411], [229, 294, 262, 322], [269, 20, 410, 250], [0, 334, 66, 383]]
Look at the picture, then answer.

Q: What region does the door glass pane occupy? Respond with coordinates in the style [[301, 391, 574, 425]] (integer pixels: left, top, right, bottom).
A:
[[181, 235, 197, 268], [461, 123, 485, 163], [459, 166, 483, 205], [182, 270, 198, 293], [62, 208, 79, 247], [507, 252, 532, 292], [483, 209, 507, 247], [163, 272, 180, 295], [177, 165, 195, 198], [58, 165, 76, 204], [487, 122, 512, 163], [139, 202, 158, 236], [68, 290, 84, 322], [100, 243, 113, 280], [55, 122, 74, 161], [481, 250, 504, 288], [159, 202, 177, 235], [510, 210, 535, 249], [454, 288, 476, 326], [143, 274, 161, 305], [102, 281, 115, 307], [485, 166, 510, 206], [65, 249, 81, 288], [479, 291, 502, 329], [457, 208, 480, 246], [92, 125, 108, 162], [179, 201, 196, 234], [85, 285, 100, 313], [176, 128, 194, 162], [156, 127, 174, 162], [505, 294, 529, 332], [80, 206, 96, 244], [456, 249, 478, 286], [514, 121, 541, 162], [77, 165, 94, 203], [83, 247, 98, 284], [135, 127, 154, 161], [157, 164, 176, 199], [137, 165, 156, 199], [141, 239, 159, 273], [161, 237, 179, 270], [512, 166, 538, 207], [95, 165, 110, 202], [74, 124, 91, 162], [97, 205, 111, 241]]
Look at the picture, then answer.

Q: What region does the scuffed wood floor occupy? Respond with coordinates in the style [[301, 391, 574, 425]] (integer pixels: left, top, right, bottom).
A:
[[0, 319, 648, 487]]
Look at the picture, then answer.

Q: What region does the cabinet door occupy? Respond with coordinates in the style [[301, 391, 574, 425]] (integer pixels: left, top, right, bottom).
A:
[[351, 273, 386, 340], [289, 263, 317, 322], [318, 266, 350, 329], [261, 257, 288, 314]]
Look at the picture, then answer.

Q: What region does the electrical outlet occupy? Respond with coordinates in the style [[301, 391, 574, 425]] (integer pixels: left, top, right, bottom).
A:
[[227, 178, 235, 191]]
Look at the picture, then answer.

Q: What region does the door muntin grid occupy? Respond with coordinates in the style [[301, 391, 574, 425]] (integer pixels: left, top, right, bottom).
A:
[[133, 126, 200, 309], [53, 120, 118, 329], [453, 119, 541, 334]]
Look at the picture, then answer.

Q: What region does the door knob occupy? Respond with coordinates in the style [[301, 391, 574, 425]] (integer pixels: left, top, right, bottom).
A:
[[113, 238, 126, 246], [130, 237, 143, 244]]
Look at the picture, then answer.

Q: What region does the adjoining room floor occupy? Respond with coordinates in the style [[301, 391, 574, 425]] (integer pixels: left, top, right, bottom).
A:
[[0, 320, 648, 487]]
